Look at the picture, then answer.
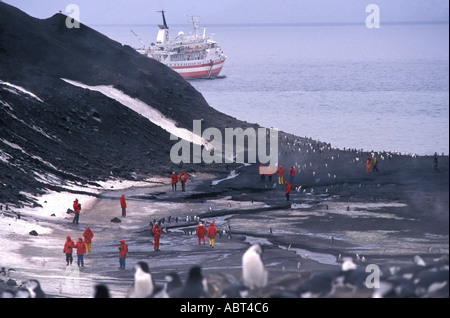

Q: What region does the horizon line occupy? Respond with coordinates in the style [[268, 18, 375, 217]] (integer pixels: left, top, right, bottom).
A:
[[89, 20, 449, 28]]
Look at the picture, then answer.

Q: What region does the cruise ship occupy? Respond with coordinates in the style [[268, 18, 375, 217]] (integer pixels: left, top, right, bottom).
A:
[[137, 11, 226, 79]]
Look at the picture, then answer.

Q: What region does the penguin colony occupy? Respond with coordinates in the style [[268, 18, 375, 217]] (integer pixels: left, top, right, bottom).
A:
[[1, 245, 448, 298]]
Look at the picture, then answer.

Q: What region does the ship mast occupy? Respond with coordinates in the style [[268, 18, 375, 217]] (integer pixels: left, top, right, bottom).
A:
[[158, 10, 169, 29], [187, 15, 200, 38]]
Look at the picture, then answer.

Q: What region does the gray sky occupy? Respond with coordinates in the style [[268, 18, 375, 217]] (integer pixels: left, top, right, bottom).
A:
[[2, 0, 449, 26]]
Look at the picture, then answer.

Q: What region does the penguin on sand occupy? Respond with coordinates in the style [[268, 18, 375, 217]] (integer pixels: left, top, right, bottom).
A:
[[153, 272, 183, 298], [23, 279, 46, 298], [94, 284, 110, 298], [242, 244, 268, 289], [127, 261, 154, 298], [165, 272, 183, 293], [179, 266, 209, 298], [295, 270, 342, 298]]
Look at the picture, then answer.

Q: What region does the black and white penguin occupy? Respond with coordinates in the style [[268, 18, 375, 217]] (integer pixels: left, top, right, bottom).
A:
[[154, 272, 184, 298], [127, 261, 154, 298], [94, 284, 110, 298], [23, 279, 46, 298], [296, 270, 342, 298], [220, 283, 250, 298], [180, 266, 209, 298]]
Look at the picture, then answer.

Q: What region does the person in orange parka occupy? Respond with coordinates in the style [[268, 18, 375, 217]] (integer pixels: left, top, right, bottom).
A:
[[63, 235, 75, 266], [285, 181, 291, 201], [120, 194, 127, 217], [276, 165, 285, 184], [366, 156, 372, 173], [206, 222, 218, 248], [75, 237, 86, 267], [171, 172, 178, 191], [196, 222, 207, 245], [72, 198, 81, 224], [83, 226, 94, 253], [152, 222, 162, 251]]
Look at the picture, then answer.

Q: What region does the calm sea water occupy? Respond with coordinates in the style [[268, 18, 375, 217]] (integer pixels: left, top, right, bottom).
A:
[[95, 23, 449, 155]]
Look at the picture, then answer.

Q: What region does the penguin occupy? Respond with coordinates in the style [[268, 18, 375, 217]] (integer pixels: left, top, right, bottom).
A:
[[94, 284, 110, 298], [296, 270, 341, 298], [1, 288, 18, 298], [23, 279, 46, 298], [13, 286, 32, 298], [220, 283, 250, 298], [153, 272, 183, 298], [242, 244, 268, 289], [413, 255, 426, 267], [413, 268, 449, 296], [165, 272, 183, 293], [180, 266, 209, 298], [341, 257, 357, 271], [128, 261, 154, 298]]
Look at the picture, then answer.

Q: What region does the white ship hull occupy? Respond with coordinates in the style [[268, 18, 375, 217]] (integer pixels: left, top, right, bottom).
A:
[[137, 11, 226, 80]]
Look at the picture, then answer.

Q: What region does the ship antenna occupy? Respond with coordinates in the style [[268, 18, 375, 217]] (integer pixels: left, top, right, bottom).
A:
[[157, 10, 169, 29]]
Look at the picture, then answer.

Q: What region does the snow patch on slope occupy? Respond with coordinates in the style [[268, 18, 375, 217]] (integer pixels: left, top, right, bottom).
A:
[[0, 80, 44, 102], [61, 78, 208, 148]]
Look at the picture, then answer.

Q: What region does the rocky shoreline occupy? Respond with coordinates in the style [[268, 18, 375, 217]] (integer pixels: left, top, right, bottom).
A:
[[1, 143, 448, 299]]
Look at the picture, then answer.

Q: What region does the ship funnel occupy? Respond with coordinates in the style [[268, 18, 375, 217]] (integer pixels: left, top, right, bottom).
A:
[[156, 10, 170, 44]]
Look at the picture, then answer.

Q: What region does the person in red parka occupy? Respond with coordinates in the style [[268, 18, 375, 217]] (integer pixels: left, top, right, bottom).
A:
[[72, 198, 81, 224], [83, 226, 94, 253], [171, 172, 178, 191], [179, 171, 188, 192], [276, 166, 285, 184], [285, 181, 291, 201], [120, 194, 127, 217], [196, 222, 207, 245], [63, 235, 75, 266], [118, 239, 128, 269], [152, 222, 162, 251], [75, 237, 86, 267], [288, 166, 295, 184], [206, 222, 218, 248]]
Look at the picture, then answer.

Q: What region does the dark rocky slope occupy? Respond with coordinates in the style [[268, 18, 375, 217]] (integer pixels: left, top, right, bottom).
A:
[[0, 2, 252, 207]]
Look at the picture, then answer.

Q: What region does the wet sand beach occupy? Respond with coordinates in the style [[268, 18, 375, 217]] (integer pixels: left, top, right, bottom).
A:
[[2, 139, 448, 299]]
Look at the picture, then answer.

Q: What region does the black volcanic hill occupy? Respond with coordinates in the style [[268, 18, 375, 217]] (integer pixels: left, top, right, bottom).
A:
[[0, 3, 250, 206]]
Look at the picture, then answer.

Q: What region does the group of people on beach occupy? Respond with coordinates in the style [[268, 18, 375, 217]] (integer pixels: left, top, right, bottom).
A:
[[63, 170, 212, 270], [65, 195, 134, 269], [195, 221, 218, 248], [63, 225, 94, 267], [171, 171, 189, 191], [366, 155, 379, 173], [259, 164, 295, 201]]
